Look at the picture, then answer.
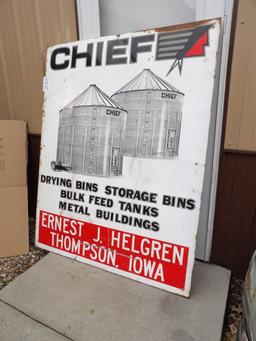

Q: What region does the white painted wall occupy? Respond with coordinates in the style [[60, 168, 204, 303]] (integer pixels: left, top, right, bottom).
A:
[[99, 0, 196, 35]]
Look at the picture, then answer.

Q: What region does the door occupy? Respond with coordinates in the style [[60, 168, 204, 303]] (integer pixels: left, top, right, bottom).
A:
[[76, 0, 234, 261]]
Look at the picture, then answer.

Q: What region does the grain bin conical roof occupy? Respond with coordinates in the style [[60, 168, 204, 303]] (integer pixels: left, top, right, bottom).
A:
[[64, 84, 125, 110], [113, 69, 183, 95]]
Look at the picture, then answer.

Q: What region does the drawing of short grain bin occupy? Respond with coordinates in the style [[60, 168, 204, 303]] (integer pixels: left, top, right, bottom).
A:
[[112, 69, 184, 158], [56, 84, 127, 177]]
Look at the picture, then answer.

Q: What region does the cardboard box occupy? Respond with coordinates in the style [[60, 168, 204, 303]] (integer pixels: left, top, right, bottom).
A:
[[0, 121, 27, 187], [0, 120, 29, 257]]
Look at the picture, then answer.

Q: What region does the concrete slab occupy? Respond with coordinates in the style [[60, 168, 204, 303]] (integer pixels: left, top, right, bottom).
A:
[[0, 253, 230, 341], [0, 300, 70, 341]]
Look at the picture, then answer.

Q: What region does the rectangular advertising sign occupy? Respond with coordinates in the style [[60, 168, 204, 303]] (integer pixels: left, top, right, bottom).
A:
[[36, 19, 220, 297]]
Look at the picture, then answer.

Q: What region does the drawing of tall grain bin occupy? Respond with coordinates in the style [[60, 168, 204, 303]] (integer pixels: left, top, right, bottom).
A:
[[112, 69, 184, 158], [56, 84, 127, 177]]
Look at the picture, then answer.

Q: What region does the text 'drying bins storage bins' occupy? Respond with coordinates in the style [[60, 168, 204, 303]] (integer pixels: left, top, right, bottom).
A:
[[56, 84, 127, 177], [112, 69, 184, 158]]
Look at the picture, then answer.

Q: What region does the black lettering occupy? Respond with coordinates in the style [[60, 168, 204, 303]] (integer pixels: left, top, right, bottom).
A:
[[151, 221, 159, 232], [75, 181, 98, 192], [96, 41, 104, 66], [104, 186, 157, 203], [59, 201, 67, 210], [133, 217, 143, 228], [106, 38, 128, 65], [162, 195, 171, 205], [186, 199, 195, 210], [96, 209, 102, 218], [177, 197, 186, 209], [130, 34, 154, 63], [71, 44, 93, 68], [161, 92, 177, 99], [142, 205, 151, 215], [150, 207, 159, 217], [142, 220, 151, 229], [50, 47, 70, 70], [126, 189, 134, 199], [60, 190, 66, 198], [92, 183, 98, 192], [133, 203, 141, 214], [171, 196, 176, 206], [105, 186, 111, 195], [106, 109, 121, 116]]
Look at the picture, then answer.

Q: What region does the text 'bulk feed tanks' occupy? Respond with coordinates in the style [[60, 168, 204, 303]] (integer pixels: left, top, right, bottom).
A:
[[112, 69, 184, 159], [56, 84, 127, 177]]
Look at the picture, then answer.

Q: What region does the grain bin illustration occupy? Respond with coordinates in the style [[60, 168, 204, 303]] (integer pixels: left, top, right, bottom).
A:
[[112, 69, 184, 158], [56, 84, 127, 177]]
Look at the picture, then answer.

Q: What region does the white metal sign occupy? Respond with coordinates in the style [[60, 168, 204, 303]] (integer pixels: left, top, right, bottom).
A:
[[36, 19, 220, 297]]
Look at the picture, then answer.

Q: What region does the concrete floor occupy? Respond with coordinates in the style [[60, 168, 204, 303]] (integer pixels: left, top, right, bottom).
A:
[[0, 253, 230, 341]]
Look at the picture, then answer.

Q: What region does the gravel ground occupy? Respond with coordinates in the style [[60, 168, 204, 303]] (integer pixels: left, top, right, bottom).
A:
[[0, 226, 244, 340], [222, 276, 244, 341], [0, 222, 47, 290]]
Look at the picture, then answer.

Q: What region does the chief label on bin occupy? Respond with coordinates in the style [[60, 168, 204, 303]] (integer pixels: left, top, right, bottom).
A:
[[36, 19, 220, 297]]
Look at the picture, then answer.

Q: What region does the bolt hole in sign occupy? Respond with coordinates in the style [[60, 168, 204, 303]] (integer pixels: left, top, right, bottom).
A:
[[36, 19, 220, 297]]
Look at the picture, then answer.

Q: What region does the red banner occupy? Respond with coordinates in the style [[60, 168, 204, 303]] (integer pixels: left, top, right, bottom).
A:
[[39, 210, 189, 289]]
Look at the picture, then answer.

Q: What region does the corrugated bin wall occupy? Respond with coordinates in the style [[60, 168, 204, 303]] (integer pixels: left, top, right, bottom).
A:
[[56, 85, 127, 177], [112, 69, 184, 159]]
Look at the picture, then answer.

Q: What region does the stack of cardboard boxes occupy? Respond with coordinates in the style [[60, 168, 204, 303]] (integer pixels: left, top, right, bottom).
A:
[[0, 121, 29, 257]]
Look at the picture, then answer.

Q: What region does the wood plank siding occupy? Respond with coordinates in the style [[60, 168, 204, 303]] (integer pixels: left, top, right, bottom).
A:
[[0, 0, 78, 216], [224, 0, 256, 152], [211, 152, 256, 278], [211, 0, 256, 278], [0, 0, 78, 134]]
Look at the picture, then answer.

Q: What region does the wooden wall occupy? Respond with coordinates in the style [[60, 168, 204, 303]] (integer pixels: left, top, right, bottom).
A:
[[0, 0, 78, 216], [0, 0, 78, 134], [224, 0, 256, 152], [211, 152, 256, 278], [211, 0, 256, 278]]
